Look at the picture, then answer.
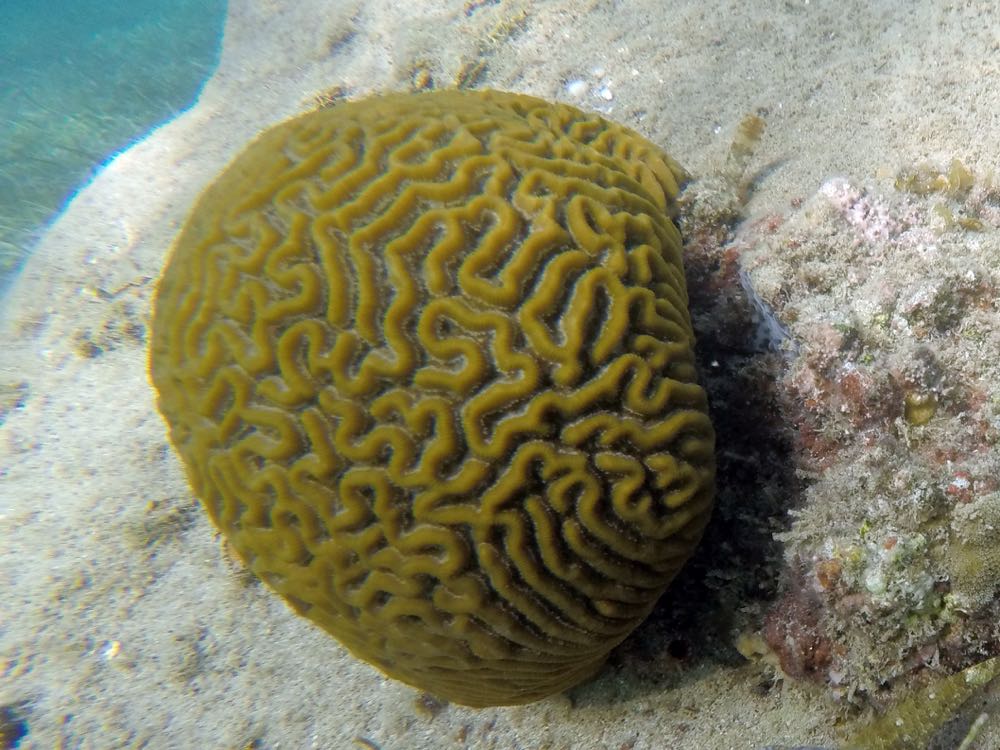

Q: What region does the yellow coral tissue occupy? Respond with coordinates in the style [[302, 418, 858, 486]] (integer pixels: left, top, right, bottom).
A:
[[149, 89, 716, 707]]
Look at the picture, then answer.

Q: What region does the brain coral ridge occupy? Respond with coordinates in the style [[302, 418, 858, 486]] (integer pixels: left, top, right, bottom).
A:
[[150, 89, 716, 707]]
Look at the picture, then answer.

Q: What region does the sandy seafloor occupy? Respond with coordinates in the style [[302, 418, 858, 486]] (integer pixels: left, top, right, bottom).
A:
[[2, 1, 1000, 748]]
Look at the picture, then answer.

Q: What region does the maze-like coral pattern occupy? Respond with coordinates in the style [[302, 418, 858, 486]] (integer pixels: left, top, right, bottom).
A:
[[150, 90, 716, 706]]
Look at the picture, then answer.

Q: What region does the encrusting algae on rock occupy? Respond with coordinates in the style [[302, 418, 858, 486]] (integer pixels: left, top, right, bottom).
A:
[[671, 114, 1000, 745], [729, 154, 1000, 703], [150, 89, 716, 707]]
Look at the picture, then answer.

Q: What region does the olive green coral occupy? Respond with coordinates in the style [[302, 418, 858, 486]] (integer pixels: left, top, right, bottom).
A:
[[844, 656, 1000, 750], [150, 89, 715, 706], [948, 492, 1000, 610]]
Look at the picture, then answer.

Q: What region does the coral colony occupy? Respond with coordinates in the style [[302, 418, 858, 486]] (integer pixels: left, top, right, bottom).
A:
[[151, 90, 716, 707]]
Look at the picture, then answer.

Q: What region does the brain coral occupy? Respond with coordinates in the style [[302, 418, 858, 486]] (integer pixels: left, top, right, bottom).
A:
[[150, 89, 716, 707]]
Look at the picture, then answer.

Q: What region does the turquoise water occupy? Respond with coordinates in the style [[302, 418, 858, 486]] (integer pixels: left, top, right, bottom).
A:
[[0, 0, 227, 294]]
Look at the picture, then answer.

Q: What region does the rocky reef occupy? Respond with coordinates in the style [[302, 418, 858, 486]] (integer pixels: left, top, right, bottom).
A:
[[672, 117, 1000, 744]]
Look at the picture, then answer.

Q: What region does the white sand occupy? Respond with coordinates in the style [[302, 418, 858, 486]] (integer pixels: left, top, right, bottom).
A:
[[2, 1, 998, 748]]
